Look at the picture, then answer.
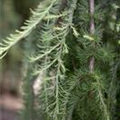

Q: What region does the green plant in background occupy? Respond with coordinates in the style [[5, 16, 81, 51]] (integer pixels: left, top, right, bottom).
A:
[[0, 0, 120, 120]]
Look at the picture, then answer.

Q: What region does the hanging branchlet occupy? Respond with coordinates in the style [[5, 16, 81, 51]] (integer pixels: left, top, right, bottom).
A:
[[27, 0, 78, 119], [0, 0, 58, 59]]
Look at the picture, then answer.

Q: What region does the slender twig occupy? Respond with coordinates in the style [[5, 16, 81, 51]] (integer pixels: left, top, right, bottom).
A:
[[89, 0, 95, 72]]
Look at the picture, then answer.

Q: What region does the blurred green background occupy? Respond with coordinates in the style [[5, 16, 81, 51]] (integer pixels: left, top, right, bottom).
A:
[[0, 0, 39, 96]]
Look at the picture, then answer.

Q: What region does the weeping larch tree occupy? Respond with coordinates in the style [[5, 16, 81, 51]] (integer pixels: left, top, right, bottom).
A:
[[0, 0, 120, 120]]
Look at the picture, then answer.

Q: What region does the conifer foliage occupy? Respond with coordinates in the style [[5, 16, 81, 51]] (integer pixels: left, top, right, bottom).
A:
[[0, 0, 120, 120]]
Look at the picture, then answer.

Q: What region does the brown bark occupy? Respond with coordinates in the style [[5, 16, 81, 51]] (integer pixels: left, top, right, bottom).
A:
[[89, 0, 95, 72]]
